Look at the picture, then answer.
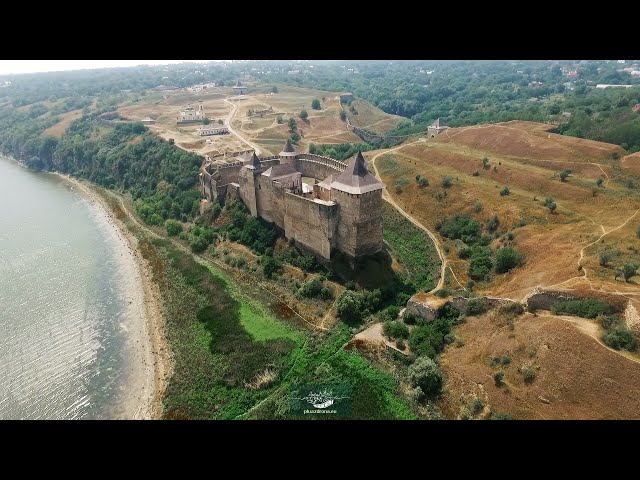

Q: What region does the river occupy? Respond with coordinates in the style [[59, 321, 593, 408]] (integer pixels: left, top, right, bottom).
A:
[[0, 157, 153, 419]]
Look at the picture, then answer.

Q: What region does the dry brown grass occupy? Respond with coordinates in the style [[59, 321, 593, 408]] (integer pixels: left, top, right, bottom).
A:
[[42, 108, 84, 137], [440, 309, 640, 419], [370, 121, 640, 300]]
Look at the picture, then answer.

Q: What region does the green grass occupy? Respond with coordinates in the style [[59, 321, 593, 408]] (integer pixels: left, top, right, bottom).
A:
[[382, 202, 441, 291], [204, 264, 301, 342]]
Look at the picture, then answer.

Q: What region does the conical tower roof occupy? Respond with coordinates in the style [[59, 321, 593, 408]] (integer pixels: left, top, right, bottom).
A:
[[246, 151, 262, 170], [330, 151, 384, 195], [279, 139, 298, 157]]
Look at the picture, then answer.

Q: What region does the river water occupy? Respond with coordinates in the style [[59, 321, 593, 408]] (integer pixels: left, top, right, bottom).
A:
[[0, 157, 148, 419]]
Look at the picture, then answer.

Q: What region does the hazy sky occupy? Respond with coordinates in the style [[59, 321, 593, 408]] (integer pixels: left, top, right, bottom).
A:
[[0, 60, 216, 75]]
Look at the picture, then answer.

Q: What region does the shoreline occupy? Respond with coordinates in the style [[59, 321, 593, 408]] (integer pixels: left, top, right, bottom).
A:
[[53, 172, 171, 420]]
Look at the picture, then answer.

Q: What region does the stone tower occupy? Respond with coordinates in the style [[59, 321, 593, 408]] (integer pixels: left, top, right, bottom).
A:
[[330, 151, 384, 257], [238, 151, 263, 217], [278, 139, 298, 166]]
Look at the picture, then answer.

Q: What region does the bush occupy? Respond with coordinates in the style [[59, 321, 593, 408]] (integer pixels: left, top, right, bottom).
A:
[[599, 249, 617, 267], [597, 314, 617, 330], [544, 197, 557, 213], [408, 356, 443, 396], [495, 247, 524, 273], [409, 324, 447, 358], [396, 339, 406, 350], [383, 320, 410, 340], [403, 311, 418, 324], [597, 178, 604, 187], [474, 201, 484, 213], [299, 110, 308, 120], [465, 297, 488, 316], [486, 214, 500, 233], [551, 298, 611, 319], [189, 235, 210, 253], [622, 263, 638, 282], [521, 365, 536, 382], [277, 115, 283, 124], [500, 186, 510, 196], [469, 254, 493, 281], [439, 215, 481, 241], [297, 277, 333, 299], [441, 176, 453, 188], [490, 412, 513, 420], [435, 289, 450, 298], [416, 175, 429, 188], [494, 371, 505, 386], [311, 99, 321, 110], [336, 290, 362, 324], [165, 219, 183, 236], [262, 256, 283, 279], [559, 168, 572, 182], [603, 327, 637, 351]]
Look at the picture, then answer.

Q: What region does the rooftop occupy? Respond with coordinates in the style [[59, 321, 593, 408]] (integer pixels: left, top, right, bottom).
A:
[[279, 139, 297, 156], [262, 163, 300, 179], [330, 152, 384, 195]]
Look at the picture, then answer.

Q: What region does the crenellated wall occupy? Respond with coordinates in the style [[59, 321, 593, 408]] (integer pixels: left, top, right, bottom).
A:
[[295, 154, 348, 180]]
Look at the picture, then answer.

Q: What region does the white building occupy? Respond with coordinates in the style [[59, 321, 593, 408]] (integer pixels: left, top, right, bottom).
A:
[[197, 125, 229, 136], [427, 118, 449, 137], [177, 103, 206, 123]]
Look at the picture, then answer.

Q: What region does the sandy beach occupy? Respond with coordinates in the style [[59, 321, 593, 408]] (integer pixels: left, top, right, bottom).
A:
[[54, 173, 172, 420]]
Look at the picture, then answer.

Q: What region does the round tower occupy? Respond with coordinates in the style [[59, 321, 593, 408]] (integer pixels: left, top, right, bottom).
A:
[[278, 139, 298, 166]]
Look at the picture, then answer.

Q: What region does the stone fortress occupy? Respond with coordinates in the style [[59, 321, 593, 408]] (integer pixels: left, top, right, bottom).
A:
[[199, 141, 385, 260]]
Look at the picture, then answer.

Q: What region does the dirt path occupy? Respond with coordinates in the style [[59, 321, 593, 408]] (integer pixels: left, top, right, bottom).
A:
[[370, 141, 448, 293], [223, 98, 264, 155], [354, 322, 407, 354]]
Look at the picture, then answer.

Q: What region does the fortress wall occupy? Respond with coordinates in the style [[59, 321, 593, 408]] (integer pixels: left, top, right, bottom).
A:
[[216, 164, 243, 185], [284, 193, 338, 259], [255, 176, 286, 229], [332, 189, 384, 257]]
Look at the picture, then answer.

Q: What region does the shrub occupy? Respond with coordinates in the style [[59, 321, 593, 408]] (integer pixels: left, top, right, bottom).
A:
[[495, 247, 524, 273], [441, 176, 453, 188], [597, 178, 604, 187], [500, 186, 510, 196], [622, 263, 638, 282], [165, 219, 182, 236], [439, 215, 481, 241], [435, 289, 450, 298], [299, 109, 308, 120], [559, 168, 572, 182], [474, 201, 484, 213], [297, 277, 332, 299], [521, 365, 536, 382], [262, 255, 283, 279], [490, 412, 513, 420], [189, 235, 210, 253], [380, 305, 400, 322], [408, 356, 443, 396], [467, 279, 476, 290], [383, 320, 410, 340], [486, 214, 500, 233], [396, 339, 406, 350], [465, 297, 488, 316], [336, 290, 362, 324], [499, 302, 524, 316], [472, 396, 484, 414], [500, 355, 511, 366], [409, 324, 446, 358], [603, 327, 637, 351], [276, 115, 283, 124], [339, 110, 347, 121], [544, 197, 557, 213], [494, 371, 505, 386], [403, 311, 418, 325], [597, 314, 617, 330], [416, 175, 429, 188], [458, 247, 472, 259], [599, 249, 617, 267], [482, 157, 490, 167], [311, 99, 321, 110], [551, 298, 611, 318], [469, 254, 493, 281]]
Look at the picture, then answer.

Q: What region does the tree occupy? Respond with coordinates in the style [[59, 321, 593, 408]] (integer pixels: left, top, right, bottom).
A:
[[271, 86, 278, 94], [495, 247, 524, 273], [339, 110, 347, 121], [500, 186, 510, 196], [277, 116, 283, 124], [189, 235, 209, 253], [441, 176, 453, 188], [622, 263, 638, 282], [599, 249, 616, 267], [290, 132, 301, 143], [288, 118, 297, 131], [165, 219, 182, 236], [336, 290, 362, 324], [482, 157, 490, 168], [559, 168, 572, 182], [487, 214, 500, 232], [299, 109, 309, 120], [408, 356, 443, 396], [596, 178, 604, 187], [544, 197, 557, 213], [262, 255, 283, 279], [203, 117, 210, 125], [311, 99, 321, 110], [383, 321, 410, 340]]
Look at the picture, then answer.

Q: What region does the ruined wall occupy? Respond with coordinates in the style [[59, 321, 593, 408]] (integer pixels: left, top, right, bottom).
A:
[[331, 189, 384, 257], [449, 296, 520, 313], [283, 193, 338, 259]]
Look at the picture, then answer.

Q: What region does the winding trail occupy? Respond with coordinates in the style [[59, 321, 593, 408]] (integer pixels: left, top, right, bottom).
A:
[[223, 98, 264, 155], [370, 140, 448, 293]]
